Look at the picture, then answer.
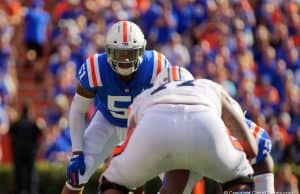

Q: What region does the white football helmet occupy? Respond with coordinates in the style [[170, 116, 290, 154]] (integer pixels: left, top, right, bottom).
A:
[[106, 21, 147, 76], [154, 66, 194, 85]]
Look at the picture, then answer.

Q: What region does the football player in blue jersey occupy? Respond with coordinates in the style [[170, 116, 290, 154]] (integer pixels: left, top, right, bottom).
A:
[[61, 20, 170, 194]]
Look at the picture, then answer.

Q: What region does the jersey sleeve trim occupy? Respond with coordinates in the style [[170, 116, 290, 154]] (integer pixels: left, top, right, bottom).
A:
[[86, 54, 102, 87], [151, 50, 165, 84], [247, 119, 266, 141], [252, 125, 260, 138]]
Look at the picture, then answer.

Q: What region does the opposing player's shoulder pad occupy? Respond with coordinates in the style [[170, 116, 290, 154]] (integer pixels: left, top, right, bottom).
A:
[[78, 54, 103, 89], [150, 50, 171, 84]]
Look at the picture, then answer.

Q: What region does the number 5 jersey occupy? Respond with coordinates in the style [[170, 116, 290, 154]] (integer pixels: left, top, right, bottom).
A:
[[77, 50, 170, 127]]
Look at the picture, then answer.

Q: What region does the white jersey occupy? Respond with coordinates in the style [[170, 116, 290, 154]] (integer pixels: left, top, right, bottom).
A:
[[103, 78, 255, 190], [129, 79, 225, 125]]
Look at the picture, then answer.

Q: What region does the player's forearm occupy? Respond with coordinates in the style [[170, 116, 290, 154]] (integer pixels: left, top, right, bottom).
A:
[[69, 93, 93, 151], [221, 94, 258, 158]]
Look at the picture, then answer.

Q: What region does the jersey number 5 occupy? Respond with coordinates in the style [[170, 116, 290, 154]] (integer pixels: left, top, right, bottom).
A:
[[108, 96, 131, 119]]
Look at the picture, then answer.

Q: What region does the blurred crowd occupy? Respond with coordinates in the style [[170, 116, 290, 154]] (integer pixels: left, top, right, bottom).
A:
[[0, 0, 299, 192]]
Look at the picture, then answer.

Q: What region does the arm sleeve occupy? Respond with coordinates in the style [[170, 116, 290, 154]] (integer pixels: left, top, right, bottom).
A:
[[221, 90, 258, 159], [69, 93, 94, 151]]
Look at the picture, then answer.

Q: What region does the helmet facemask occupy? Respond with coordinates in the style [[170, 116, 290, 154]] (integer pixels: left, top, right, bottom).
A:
[[106, 46, 144, 76]]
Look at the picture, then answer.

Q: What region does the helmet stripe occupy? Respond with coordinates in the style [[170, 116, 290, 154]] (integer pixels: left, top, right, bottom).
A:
[[156, 52, 162, 75], [171, 66, 178, 81], [122, 21, 128, 43]]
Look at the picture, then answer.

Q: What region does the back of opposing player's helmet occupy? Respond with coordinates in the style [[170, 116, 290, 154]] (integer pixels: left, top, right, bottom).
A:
[[106, 21, 147, 76], [154, 66, 194, 85]]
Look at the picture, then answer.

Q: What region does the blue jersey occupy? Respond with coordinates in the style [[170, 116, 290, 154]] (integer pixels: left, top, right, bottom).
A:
[[78, 50, 170, 127], [246, 119, 272, 163]]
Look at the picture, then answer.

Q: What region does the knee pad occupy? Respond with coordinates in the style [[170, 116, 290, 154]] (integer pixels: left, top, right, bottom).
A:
[[222, 175, 254, 191], [98, 176, 130, 194]]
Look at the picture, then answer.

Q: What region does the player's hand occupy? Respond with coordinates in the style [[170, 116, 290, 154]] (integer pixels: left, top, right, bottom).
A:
[[67, 151, 86, 186]]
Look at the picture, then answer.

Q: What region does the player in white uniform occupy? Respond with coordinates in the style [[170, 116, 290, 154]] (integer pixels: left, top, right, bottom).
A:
[[160, 97, 274, 194], [99, 67, 258, 194]]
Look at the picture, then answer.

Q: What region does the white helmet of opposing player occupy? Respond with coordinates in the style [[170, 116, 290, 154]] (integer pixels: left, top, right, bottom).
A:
[[106, 21, 147, 76], [154, 66, 194, 85]]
